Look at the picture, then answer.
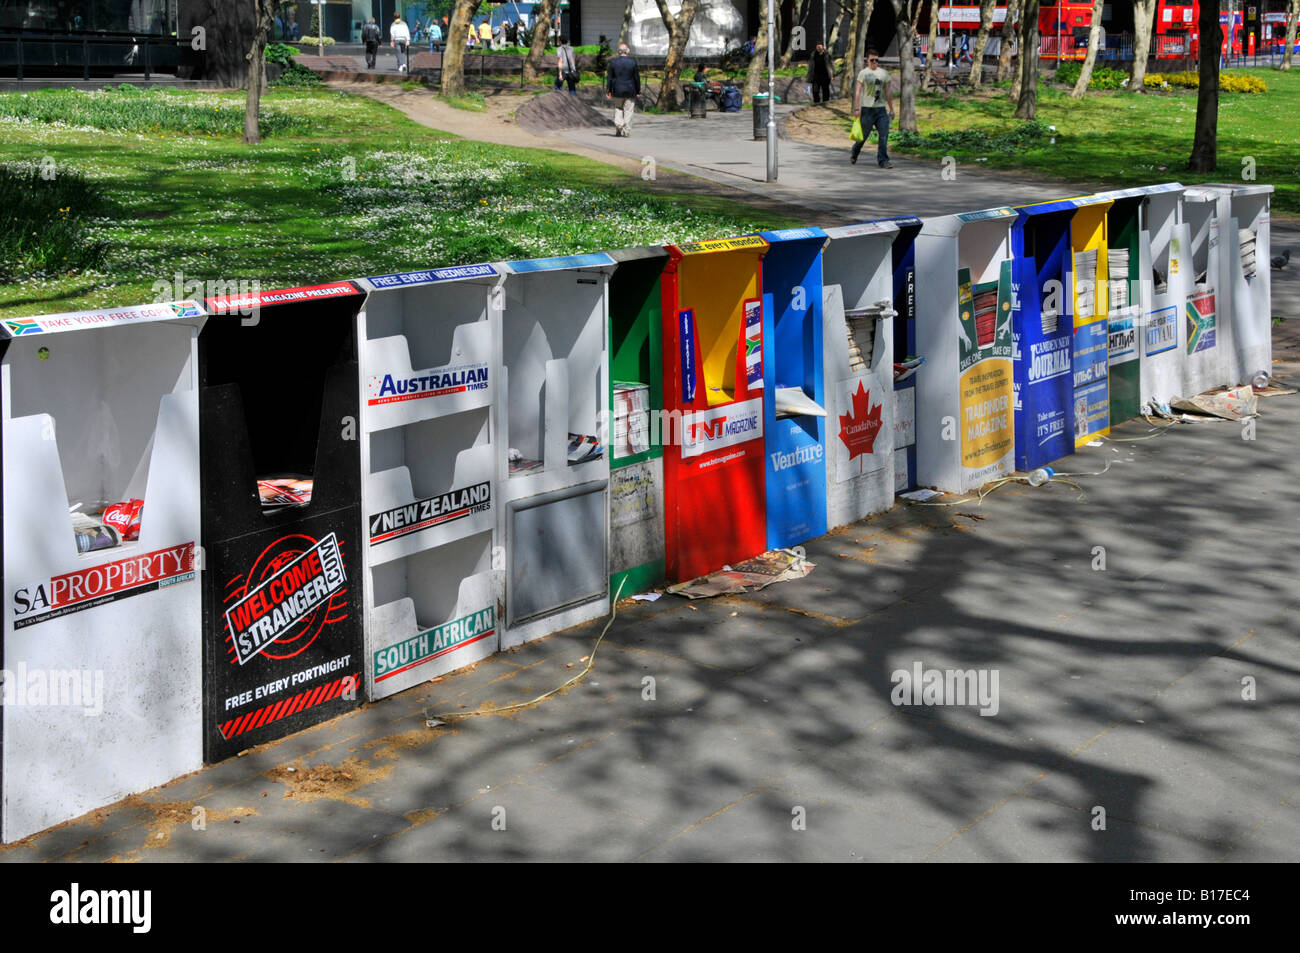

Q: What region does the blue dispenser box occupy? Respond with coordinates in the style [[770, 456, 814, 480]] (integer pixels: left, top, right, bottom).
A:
[[1011, 199, 1078, 471], [759, 227, 829, 551]]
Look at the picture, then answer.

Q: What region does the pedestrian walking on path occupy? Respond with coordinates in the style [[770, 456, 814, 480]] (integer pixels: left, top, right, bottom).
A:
[[362, 16, 381, 70], [390, 13, 411, 73], [605, 43, 641, 138], [557, 35, 579, 95], [809, 43, 833, 104], [850, 49, 894, 169]]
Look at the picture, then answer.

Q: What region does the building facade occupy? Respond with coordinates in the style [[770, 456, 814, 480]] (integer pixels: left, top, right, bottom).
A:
[[1, 0, 177, 33]]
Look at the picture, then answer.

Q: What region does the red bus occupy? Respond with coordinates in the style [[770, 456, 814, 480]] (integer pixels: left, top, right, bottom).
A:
[[930, 2, 1096, 61]]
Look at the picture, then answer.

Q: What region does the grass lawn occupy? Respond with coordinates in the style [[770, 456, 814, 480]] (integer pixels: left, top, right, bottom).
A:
[[882, 67, 1299, 215], [0, 85, 793, 318]]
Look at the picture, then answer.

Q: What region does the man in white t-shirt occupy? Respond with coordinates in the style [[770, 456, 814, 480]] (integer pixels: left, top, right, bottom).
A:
[[850, 50, 894, 169], [390, 13, 412, 73]]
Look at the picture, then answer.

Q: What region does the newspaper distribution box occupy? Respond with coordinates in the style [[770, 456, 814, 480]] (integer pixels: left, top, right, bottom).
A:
[[2, 300, 205, 842], [1070, 197, 1114, 446], [1130, 184, 1190, 410], [820, 220, 899, 528], [914, 207, 1017, 493], [607, 247, 669, 599], [1097, 187, 1177, 426], [1206, 183, 1273, 387], [1011, 199, 1082, 471], [1181, 187, 1230, 397], [355, 265, 503, 700], [199, 283, 366, 763], [885, 216, 924, 493], [661, 236, 769, 582], [497, 253, 614, 648], [760, 227, 829, 550]]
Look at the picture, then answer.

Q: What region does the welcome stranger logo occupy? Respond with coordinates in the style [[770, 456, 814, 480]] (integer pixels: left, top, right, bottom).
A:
[[891, 662, 1000, 716], [50, 883, 151, 933], [223, 533, 348, 667]]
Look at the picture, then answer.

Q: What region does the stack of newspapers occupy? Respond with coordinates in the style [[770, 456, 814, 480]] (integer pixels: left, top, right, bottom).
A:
[[1108, 247, 1130, 310], [1075, 249, 1098, 319], [612, 382, 650, 459]]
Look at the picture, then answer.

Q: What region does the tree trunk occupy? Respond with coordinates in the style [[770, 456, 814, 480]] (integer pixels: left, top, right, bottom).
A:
[[841, 0, 864, 93], [619, 0, 636, 47], [655, 0, 702, 111], [1013, 0, 1038, 117], [744, 0, 771, 101], [854, 0, 875, 79], [1070, 0, 1105, 96], [442, 0, 483, 94], [1130, 0, 1156, 89], [828, 2, 850, 54], [969, 0, 996, 88], [1282, 0, 1299, 70], [243, 0, 276, 145], [923, 0, 941, 90], [891, 0, 919, 132], [1187, 0, 1221, 171], [525, 0, 560, 81], [997, 0, 1020, 82], [779, 0, 809, 68]]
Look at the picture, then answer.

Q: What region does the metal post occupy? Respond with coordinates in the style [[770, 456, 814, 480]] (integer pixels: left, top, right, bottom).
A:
[[947, 2, 953, 76], [767, 0, 777, 181], [16, 33, 22, 82], [144, 37, 151, 80], [84, 35, 90, 81]]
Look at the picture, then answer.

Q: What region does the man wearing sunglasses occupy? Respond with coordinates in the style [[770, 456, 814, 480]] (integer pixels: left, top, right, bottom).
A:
[[850, 50, 894, 169]]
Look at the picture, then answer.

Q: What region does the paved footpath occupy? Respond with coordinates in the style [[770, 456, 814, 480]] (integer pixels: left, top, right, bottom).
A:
[[562, 108, 1300, 322], [3, 356, 1298, 861]]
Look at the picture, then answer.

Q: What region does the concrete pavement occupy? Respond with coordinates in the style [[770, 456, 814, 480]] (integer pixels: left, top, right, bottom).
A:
[[560, 107, 1300, 321], [3, 356, 1298, 862]]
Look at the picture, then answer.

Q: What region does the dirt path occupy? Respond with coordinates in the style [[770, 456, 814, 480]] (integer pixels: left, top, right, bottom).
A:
[[330, 81, 834, 226]]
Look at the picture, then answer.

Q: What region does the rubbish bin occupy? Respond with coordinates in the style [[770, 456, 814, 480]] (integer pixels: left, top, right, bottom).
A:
[[2, 298, 206, 842], [688, 82, 708, 119], [753, 93, 770, 140], [759, 227, 829, 549], [354, 264, 503, 701]]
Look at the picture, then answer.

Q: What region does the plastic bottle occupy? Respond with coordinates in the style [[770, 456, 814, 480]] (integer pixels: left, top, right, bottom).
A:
[[1027, 467, 1054, 487]]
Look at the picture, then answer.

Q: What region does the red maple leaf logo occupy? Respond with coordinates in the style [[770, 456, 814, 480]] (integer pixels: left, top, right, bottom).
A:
[[838, 381, 883, 461]]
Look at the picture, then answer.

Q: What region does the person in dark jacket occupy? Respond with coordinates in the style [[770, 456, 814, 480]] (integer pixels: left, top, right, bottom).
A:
[[362, 17, 381, 70], [808, 42, 832, 103], [605, 43, 641, 137]]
